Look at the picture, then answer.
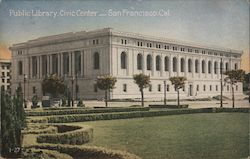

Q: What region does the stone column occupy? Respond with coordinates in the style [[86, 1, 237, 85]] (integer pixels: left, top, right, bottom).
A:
[[184, 56, 188, 77], [160, 54, 164, 77], [205, 58, 208, 78], [30, 57, 33, 78], [151, 54, 155, 76], [72, 51, 75, 77], [143, 52, 146, 74], [170, 54, 174, 77], [199, 57, 202, 78], [60, 53, 64, 76], [57, 53, 60, 76], [47, 55, 50, 76], [192, 58, 195, 78], [177, 55, 180, 76], [69, 52, 72, 76], [81, 50, 84, 77]]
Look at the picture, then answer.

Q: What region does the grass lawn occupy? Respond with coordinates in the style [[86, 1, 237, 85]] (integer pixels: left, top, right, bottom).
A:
[[73, 113, 249, 159]]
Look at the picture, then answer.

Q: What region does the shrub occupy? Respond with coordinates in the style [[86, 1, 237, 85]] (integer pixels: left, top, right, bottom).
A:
[[46, 108, 214, 123], [37, 125, 93, 145], [26, 107, 150, 116], [22, 125, 57, 134], [22, 148, 73, 159], [25, 144, 141, 159]]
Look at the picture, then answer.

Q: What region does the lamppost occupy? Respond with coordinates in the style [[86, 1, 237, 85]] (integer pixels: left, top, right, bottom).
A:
[[71, 76, 75, 107], [23, 74, 27, 108], [163, 80, 167, 106]]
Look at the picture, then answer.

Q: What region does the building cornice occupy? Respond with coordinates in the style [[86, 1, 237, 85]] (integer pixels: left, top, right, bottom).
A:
[[10, 27, 243, 55]]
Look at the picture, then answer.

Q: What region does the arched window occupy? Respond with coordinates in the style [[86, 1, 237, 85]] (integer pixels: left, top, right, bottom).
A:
[[94, 52, 100, 69], [208, 61, 212, 74], [202, 60, 205, 73], [173, 57, 177, 72], [164, 56, 169, 71], [225, 62, 229, 71], [214, 61, 218, 74], [234, 63, 238, 70], [156, 55, 161, 71], [180, 58, 185, 72], [147, 54, 152, 70], [188, 59, 192, 73], [121, 52, 127, 69], [195, 60, 199, 73], [137, 54, 143, 70]]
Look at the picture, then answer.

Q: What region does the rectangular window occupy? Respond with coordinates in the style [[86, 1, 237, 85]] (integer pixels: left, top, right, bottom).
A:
[[123, 84, 127, 92], [94, 84, 98, 92], [52, 54, 58, 74], [197, 85, 199, 91], [210, 85, 212, 91], [2, 79, 4, 83], [121, 39, 123, 44], [140, 42, 143, 46], [149, 84, 152, 92], [7, 72, 10, 76], [137, 42, 140, 46], [124, 40, 127, 44], [203, 85, 206, 91], [93, 40, 95, 45], [158, 84, 161, 92], [18, 61, 23, 75], [1, 72, 4, 77], [96, 39, 99, 44], [216, 85, 218, 91], [167, 85, 169, 92], [42, 55, 48, 76], [236, 85, 238, 91], [7, 79, 10, 83], [150, 43, 152, 47], [32, 56, 38, 77], [33, 86, 36, 94], [182, 86, 185, 91]]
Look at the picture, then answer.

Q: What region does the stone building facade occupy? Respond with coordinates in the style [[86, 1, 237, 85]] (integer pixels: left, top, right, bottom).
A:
[[10, 28, 243, 100]]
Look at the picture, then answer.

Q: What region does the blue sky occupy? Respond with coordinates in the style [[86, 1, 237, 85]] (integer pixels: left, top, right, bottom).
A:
[[0, 0, 249, 57]]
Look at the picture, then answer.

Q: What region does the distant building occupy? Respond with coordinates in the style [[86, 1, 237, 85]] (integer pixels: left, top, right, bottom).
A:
[[0, 48, 11, 91], [10, 28, 243, 100]]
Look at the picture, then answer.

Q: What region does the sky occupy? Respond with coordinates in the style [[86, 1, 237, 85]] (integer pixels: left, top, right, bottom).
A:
[[0, 0, 249, 72]]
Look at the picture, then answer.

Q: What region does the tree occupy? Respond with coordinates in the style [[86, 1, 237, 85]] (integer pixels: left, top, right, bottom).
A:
[[1, 85, 26, 158], [224, 69, 245, 108], [96, 75, 117, 107], [169, 76, 187, 108], [133, 74, 151, 107], [42, 75, 65, 98]]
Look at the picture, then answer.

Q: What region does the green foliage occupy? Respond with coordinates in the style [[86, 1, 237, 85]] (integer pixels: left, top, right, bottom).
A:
[[1, 85, 26, 157], [42, 75, 65, 98], [61, 96, 67, 107], [133, 74, 151, 107], [77, 99, 85, 107], [169, 76, 187, 90], [26, 107, 150, 116], [37, 125, 93, 145], [96, 75, 117, 107], [22, 148, 73, 159], [224, 69, 245, 85], [133, 74, 150, 90], [42, 108, 250, 123], [32, 95, 38, 107], [96, 75, 117, 91], [24, 144, 141, 159]]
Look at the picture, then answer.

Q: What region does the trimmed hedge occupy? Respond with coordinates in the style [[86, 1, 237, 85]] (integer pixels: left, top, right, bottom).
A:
[[25, 144, 141, 159], [26, 107, 150, 116], [149, 104, 189, 108], [37, 125, 93, 145], [45, 108, 214, 123], [22, 125, 57, 134], [22, 148, 73, 159]]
